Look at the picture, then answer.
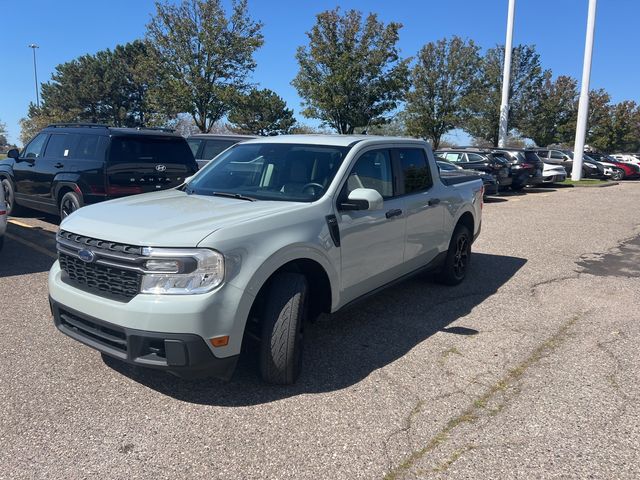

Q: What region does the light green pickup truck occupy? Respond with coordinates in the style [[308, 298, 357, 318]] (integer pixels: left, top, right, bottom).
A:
[[49, 135, 483, 384]]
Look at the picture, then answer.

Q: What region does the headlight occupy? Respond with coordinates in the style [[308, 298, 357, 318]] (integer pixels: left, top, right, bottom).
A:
[[140, 248, 224, 295]]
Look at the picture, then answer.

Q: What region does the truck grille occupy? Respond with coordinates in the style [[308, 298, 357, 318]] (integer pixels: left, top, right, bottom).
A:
[[59, 253, 142, 299], [57, 230, 144, 301]]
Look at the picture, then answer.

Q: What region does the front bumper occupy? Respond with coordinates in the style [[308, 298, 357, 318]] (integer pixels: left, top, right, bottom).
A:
[[51, 299, 238, 379], [48, 260, 252, 379]]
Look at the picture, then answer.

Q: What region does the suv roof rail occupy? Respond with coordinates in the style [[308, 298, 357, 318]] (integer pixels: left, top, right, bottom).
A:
[[47, 123, 110, 129], [135, 126, 176, 133]]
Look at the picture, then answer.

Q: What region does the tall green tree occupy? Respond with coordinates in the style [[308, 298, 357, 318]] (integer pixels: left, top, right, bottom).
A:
[[404, 36, 481, 149], [146, 0, 263, 132], [228, 89, 296, 135], [20, 40, 168, 143], [519, 75, 579, 147], [589, 100, 640, 152], [464, 44, 547, 146], [292, 8, 409, 134], [0, 119, 8, 147]]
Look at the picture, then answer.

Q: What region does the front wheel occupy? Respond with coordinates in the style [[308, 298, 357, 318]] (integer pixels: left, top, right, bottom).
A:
[[259, 272, 308, 385], [1, 178, 24, 216], [59, 191, 82, 219], [610, 169, 624, 181], [437, 225, 472, 286]]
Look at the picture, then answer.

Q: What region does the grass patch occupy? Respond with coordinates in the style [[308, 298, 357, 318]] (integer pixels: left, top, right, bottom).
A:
[[559, 178, 607, 185], [0, 154, 7, 160]]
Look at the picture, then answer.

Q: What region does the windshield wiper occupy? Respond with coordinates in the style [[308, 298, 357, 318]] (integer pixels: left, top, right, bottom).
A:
[[210, 191, 256, 202]]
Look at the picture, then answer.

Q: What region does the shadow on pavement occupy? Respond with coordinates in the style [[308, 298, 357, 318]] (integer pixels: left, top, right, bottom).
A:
[[484, 197, 508, 203], [104, 252, 527, 405], [0, 222, 56, 277]]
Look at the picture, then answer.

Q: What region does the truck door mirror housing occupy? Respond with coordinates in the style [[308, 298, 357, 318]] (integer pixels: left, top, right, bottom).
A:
[[339, 188, 384, 211], [7, 148, 19, 159]]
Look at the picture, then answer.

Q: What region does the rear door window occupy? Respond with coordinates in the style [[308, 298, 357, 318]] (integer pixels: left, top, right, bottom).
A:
[[73, 134, 102, 160], [22, 133, 48, 159], [397, 148, 432, 194], [44, 134, 75, 158], [465, 153, 486, 162]]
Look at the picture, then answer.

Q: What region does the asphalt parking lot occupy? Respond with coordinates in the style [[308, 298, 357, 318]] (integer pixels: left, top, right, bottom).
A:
[[1, 183, 639, 479]]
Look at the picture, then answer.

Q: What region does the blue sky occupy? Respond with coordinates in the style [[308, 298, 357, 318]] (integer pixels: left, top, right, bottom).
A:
[[1, 0, 639, 145]]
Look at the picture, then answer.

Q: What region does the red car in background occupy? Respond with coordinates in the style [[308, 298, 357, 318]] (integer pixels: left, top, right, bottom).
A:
[[587, 152, 640, 179]]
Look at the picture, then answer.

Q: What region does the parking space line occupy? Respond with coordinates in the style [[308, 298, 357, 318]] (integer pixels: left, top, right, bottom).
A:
[[8, 219, 36, 229], [5, 232, 57, 259]]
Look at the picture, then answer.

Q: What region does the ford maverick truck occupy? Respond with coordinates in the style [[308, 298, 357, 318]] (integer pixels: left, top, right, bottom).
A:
[[48, 135, 483, 384]]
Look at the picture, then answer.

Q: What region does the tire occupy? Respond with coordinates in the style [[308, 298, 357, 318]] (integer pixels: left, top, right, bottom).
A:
[[611, 168, 624, 181], [511, 183, 525, 191], [59, 191, 82, 219], [1, 178, 24, 216], [259, 272, 308, 385], [437, 225, 472, 286]]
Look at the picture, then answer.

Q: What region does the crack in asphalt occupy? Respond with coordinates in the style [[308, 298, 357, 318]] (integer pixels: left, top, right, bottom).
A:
[[383, 309, 587, 480]]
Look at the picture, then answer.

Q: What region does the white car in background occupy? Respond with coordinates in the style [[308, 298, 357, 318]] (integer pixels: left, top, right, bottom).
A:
[[541, 163, 567, 184], [0, 181, 7, 251]]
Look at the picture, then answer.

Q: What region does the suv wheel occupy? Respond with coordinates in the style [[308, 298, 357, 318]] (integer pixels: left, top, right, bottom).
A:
[[59, 191, 82, 219], [437, 224, 472, 286], [1, 178, 23, 216], [259, 272, 308, 385]]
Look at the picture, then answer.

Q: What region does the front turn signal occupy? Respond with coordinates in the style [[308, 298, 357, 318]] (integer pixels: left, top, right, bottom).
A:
[[210, 336, 229, 348]]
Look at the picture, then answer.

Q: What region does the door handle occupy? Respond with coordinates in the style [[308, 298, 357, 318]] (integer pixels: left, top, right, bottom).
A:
[[54, 163, 64, 168], [385, 208, 402, 219], [428, 198, 441, 206]]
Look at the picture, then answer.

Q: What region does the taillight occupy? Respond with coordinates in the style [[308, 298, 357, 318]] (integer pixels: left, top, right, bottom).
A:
[[0, 210, 6, 215], [107, 185, 143, 195], [521, 163, 533, 169]]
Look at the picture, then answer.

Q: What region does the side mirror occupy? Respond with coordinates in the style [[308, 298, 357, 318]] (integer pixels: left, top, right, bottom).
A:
[[339, 188, 384, 211], [7, 148, 19, 159]]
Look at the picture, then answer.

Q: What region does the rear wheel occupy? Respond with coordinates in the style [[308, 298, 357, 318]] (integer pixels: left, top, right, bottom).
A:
[[59, 191, 82, 219], [259, 272, 308, 385], [511, 183, 525, 191], [1, 178, 24, 216], [437, 225, 472, 286]]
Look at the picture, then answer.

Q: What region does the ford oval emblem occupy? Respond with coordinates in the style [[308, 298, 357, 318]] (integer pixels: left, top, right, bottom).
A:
[[78, 249, 96, 263], [155, 164, 167, 172]]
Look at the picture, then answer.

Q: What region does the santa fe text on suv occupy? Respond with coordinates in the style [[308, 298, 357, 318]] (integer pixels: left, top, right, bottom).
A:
[[48, 135, 484, 384]]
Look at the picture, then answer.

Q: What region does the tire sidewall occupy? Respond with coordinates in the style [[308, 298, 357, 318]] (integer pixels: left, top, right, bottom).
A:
[[1, 178, 16, 215], [60, 191, 82, 219], [440, 225, 472, 285]]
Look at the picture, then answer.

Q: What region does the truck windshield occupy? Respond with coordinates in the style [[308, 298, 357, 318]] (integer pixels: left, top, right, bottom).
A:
[[187, 143, 350, 202]]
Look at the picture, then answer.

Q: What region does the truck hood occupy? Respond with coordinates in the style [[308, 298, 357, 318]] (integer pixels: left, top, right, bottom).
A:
[[60, 189, 304, 247]]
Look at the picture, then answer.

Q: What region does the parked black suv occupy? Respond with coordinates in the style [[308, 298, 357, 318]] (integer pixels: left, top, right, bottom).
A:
[[434, 148, 512, 189], [490, 148, 544, 189], [0, 124, 198, 218]]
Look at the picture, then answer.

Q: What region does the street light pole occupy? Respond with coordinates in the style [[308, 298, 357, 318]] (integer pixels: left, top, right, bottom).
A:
[[28, 44, 40, 108], [498, 0, 516, 148], [571, 0, 598, 181]]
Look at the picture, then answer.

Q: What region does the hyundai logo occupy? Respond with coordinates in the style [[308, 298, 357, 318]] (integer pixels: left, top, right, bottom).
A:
[[155, 164, 167, 172], [78, 249, 96, 263]]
